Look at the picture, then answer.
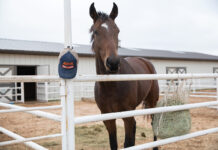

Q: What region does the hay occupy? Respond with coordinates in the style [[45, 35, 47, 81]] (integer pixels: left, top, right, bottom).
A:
[[152, 80, 192, 139]]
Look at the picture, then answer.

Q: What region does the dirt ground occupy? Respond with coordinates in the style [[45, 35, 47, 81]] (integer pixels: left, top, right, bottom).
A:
[[0, 96, 218, 150]]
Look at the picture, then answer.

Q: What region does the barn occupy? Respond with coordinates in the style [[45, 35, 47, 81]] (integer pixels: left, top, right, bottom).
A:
[[1, 38, 218, 103]]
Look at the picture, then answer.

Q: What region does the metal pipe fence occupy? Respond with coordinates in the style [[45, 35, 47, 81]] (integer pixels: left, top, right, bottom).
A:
[[0, 73, 217, 150], [0, 127, 48, 150]]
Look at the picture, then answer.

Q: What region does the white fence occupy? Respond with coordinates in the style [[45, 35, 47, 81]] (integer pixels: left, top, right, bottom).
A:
[[35, 79, 218, 102], [0, 82, 24, 103], [0, 73, 218, 150], [37, 82, 60, 102], [2, 79, 217, 103], [37, 82, 94, 102]]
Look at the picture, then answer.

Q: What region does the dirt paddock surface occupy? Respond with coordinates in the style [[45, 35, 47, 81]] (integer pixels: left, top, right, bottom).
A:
[[0, 97, 218, 150]]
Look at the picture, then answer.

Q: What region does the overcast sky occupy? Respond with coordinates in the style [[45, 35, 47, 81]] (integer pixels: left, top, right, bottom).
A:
[[0, 0, 218, 55]]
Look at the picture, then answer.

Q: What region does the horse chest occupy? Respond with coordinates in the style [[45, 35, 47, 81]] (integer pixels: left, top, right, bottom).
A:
[[95, 81, 138, 112]]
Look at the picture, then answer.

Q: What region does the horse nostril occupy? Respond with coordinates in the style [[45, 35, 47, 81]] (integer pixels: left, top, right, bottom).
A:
[[106, 58, 112, 69]]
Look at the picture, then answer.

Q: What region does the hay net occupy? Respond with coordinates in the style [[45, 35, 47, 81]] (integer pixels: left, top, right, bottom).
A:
[[152, 79, 192, 139]]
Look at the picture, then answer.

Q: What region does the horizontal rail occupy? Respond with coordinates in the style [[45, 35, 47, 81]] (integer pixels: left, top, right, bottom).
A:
[[191, 92, 216, 95], [160, 85, 217, 88], [48, 92, 60, 94], [0, 133, 62, 146], [190, 95, 217, 98], [122, 127, 218, 150], [0, 76, 60, 83], [159, 94, 217, 98], [0, 87, 21, 90], [37, 86, 59, 88], [47, 98, 61, 101], [0, 105, 62, 113], [0, 103, 61, 122], [0, 94, 22, 97], [73, 73, 218, 82], [0, 127, 48, 150], [208, 106, 218, 109], [74, 101, 218, 124], [0, 73, 218, 83]]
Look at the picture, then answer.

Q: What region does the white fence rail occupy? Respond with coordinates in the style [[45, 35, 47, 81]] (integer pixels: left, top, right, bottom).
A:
[[0, 127, 48, 150], [2, 74, 218, 102], [123, 127, 218, 150], [0, 73, 218, 150]]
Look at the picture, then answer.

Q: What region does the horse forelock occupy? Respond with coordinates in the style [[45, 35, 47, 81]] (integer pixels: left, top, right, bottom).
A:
[[90, 12, 109, 40], [97, 12, 109, 21]]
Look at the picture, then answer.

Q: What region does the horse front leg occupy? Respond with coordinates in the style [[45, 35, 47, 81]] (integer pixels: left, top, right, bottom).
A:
[[123, 117, 136, 148], [151, 114, 159, 150], [103, 119, 118, 150], [153, 136, 158, 150]]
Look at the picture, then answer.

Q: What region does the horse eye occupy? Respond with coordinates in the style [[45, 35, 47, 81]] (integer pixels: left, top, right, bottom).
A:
[[94, 31, 98, 35]]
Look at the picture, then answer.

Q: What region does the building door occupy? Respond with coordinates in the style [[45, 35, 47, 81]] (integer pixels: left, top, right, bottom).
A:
[[17, 66, 36, 101]]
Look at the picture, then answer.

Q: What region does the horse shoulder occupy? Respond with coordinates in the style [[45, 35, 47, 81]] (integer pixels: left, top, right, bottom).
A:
[[124, 57, 158, 106]]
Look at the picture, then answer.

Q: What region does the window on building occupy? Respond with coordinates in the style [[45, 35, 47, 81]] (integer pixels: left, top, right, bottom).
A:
[[213, 67, 218, 73], [166, 67, 187, 85], [166, 67, 187, 74]]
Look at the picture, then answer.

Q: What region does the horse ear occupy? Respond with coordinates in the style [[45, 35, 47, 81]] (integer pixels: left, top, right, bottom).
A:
[[89, 3, 98, 22], [109, 3, 118, 20]]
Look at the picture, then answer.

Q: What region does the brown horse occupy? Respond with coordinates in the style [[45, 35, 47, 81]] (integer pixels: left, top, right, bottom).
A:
[[89, 3, 159, 150]]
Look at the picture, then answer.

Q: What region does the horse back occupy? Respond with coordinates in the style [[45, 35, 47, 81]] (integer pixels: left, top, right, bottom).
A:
[[124, 57, 156, 74]]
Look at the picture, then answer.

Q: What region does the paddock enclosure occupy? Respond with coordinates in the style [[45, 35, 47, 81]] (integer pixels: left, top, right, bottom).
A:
[[0, 74, 218, 150], [1, 0, 218, 149]]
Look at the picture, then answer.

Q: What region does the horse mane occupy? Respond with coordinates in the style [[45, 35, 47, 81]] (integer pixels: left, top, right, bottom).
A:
[[97, 12, 109, 21]]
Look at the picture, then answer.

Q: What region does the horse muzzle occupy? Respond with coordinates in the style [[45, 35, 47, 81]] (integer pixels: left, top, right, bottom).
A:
[[106, 56, 120, 73]]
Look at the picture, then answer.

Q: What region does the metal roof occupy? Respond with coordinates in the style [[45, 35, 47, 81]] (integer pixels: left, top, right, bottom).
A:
[[0, 38, 218, 61]]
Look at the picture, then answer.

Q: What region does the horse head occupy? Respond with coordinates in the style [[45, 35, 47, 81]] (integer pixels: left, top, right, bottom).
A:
[[90, 3, 120, 73]]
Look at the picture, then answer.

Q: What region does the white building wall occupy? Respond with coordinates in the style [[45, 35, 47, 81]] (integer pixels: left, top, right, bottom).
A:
[[1, 53, 218, 101], [150, 59, 218, 74], [77, 57, 96, 75], [0, 53, 98, 75], [0, 53, 58, 75], [150, 59, 218, 89], [0, 53, 97, 101]]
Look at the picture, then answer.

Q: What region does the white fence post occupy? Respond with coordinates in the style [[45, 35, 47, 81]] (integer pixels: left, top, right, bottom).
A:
[[60, 80, 67, 150], [64, 0, 72, 48], [60, 79, 67, 150], [193, 79, 196, 93], [14, 82, 17, 102], [66, 79, 75, 150], [61, 79, 75, 150], [21, 82, 24, 103], [45, 82, 49, 102], [216, 78, 218, 110]]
